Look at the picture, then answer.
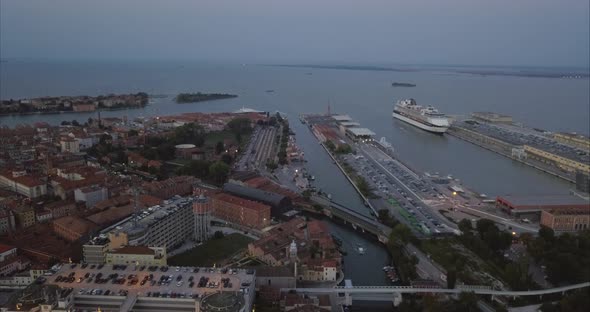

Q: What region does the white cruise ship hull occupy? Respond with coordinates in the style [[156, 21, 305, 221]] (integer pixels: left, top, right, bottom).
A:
[[393, 111, 448, 133]]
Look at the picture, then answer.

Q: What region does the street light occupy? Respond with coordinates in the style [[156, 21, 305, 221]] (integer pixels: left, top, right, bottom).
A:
[[452, 191, 457, 196]]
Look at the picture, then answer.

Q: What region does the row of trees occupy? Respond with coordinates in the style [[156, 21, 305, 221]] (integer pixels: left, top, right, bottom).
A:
[[526, 227, 590, 285], [387, 223, 419, 282], [277, 117, 290, 165], [176, 160, 230, 185]]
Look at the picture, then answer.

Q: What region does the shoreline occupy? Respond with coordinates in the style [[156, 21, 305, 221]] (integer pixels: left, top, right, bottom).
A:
[[0, 105, 148, 117]]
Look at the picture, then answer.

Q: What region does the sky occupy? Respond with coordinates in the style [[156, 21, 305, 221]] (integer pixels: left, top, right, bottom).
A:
[[1, 0, 589, 68]]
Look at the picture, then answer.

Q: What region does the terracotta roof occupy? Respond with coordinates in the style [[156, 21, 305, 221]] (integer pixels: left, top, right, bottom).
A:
[[111, 246, 155, 255], [0, 243, 16, 254], [0, 171, 45, 187], [52, 216, 97, 235], [213, 192, 271, 212]]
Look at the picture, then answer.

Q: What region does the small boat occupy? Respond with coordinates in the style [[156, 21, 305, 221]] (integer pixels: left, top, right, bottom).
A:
[[357, 247, 365, 255]]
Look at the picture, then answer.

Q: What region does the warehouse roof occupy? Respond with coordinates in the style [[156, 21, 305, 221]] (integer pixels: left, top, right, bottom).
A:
[[222, 183, 290, 208], [498, 195, 590, 208], [346, 127, 376, 137], [331, 115, 352, 122]]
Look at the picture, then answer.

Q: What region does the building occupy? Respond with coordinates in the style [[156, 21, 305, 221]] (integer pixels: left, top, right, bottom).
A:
[[255, 265, 296, 289], [223, 182, 291, 216], [0, 208, 16, 234], [60, 137, 81, 153], [540, 209, 590, 232], [142, 176, 197, 199], [52, 216, 98, 242], [72, 103, 96, 112], [212, 192, 271, 230], [13, 205, 36, 228], [36, 209, 53, 223], [576, 171, 590, 194], [101, 196, 193, 249], [496, 195, 590, 216], [553, 132, 590, 150], [105, 246, 166, 266], [282, 292, 331, 312], [44, 200, 76, 219], [0, 170, 47, 198], [193, 194, 212, 242], [471, 112, 513, 124], [74, 185, 109, 208], [344, 127, 376, 142], [83, 232, 129, 264], [524, 145, 590, 174], [0, 244, 17, 262], [13, 264, 257, 312]]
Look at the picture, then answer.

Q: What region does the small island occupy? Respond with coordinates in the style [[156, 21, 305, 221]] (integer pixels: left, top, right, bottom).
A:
[[0, 92, 148, 115], [175, 92, 238, 103], [392, 82, 416, 87]]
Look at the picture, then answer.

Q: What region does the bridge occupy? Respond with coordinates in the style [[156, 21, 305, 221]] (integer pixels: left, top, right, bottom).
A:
[[310, 195, 391, 243], [282, 282, 590, 306]]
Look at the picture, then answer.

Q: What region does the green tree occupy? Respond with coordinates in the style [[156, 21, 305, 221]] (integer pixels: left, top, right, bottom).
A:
[[215, 141, 224, 155], [458, 219, 472, 234], [447, 269, 457, 289], [209, 161, 230, 185], [221, 153, 233, 165], [178, 160, 211, 178], [213, 231, 224, 239], [325, 140, 336, 151], [128, 129, 139, 137], [227, 117, 252, 134]]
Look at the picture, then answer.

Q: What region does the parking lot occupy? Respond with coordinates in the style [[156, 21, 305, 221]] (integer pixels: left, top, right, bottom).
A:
[[46, 263, 255, 300], [235, 125, 277, 171], [341, 142, 457, 236]]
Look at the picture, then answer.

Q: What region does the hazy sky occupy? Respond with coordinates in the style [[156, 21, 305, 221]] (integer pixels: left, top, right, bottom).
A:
[[1, 0, 589, 67]]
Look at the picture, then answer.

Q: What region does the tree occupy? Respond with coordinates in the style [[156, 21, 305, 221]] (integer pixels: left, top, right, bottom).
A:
[[128, 129, 139, 137], [538, 225, 555, 242], [458, 219, 472, 235], [71, 119, 80, 127], [447, 269, 457, 289], [213, 231, 224, 239], [209, 161, 230, 185], [61, 120, 71, 126], [178, 160, 211, 178], [475, 219, 496, 240], [227, 117, 252, 134], [221, 153, 233, 165], [215, 141, 224, 155], [325, 140, 336, 151], [391, 224, 412, 245]]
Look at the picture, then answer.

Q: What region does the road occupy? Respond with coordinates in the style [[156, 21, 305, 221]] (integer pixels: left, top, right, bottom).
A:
[[405, 243, 447, 286]]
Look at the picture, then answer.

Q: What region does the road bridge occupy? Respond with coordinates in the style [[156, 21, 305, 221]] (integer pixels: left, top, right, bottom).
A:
[[310, 195, 391, 243], [282, 282, 590, 307]]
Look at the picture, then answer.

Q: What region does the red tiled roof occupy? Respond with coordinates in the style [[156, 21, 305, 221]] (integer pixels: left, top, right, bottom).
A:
[[213, 192, 271, 212], [0, 243, 16, 254]]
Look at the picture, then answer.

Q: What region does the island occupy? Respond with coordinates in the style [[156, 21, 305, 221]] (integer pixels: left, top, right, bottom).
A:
[[175, 92, 238, 103], [0, 92, 148, 115], [391, 82, 416, 87]]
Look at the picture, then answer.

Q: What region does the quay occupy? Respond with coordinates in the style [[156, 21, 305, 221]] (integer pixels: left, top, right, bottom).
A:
[[448, 115, 590, 184]]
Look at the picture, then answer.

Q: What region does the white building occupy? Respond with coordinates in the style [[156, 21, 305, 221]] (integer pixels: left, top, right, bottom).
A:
[[74, 186, 109, 208], [60, 137, 80, 153], [0, 171, 47, 198]]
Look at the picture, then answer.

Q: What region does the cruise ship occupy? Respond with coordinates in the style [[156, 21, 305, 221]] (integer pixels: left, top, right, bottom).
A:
[[393, 99, 450, 133]]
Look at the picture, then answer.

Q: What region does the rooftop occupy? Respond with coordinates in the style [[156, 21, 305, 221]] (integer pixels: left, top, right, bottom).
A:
[[346, 127, 376, 137], [213, 192, 271, 212], [0, 243, 16, 254], [331, 114, 352, 122], [498, 195, 590, 208], [110, 246, 155, 255]]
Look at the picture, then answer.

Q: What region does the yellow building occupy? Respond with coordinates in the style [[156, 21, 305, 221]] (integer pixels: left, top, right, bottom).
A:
[[524, 145, 590, 174], [13, 206, 36, 229], [541, 209, 590, 232], [554, 133, 590, 151], [105, 246, 167, 266]]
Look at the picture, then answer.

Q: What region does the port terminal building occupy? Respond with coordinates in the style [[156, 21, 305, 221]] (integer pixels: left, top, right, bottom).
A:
[[496, 194, 590, 217]]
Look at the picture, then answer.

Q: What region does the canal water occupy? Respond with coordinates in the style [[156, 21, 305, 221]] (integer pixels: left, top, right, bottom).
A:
[[4, 60, 585, 311], [2, 61, 586, 199]]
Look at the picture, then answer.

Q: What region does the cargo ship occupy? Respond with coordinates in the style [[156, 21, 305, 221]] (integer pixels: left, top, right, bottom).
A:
[[393, 99, 450, 134]]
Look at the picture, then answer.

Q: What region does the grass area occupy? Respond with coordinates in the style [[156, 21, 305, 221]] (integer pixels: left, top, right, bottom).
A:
[[203, 130, 238, 147], [168, 233, 254, 267]]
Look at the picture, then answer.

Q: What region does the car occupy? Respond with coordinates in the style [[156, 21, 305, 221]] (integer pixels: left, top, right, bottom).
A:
[[175, 266, 180, 272], [176, 281, 183, 287]]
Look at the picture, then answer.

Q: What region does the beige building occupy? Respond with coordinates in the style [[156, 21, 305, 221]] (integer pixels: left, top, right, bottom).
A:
[[524, 145, 590, 174], [105, 246, 166, 266], [0, 171, 47, 199], [60, 137, 80, 153], [553, 133, 590, 150], [541, 209, 590, 232]]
